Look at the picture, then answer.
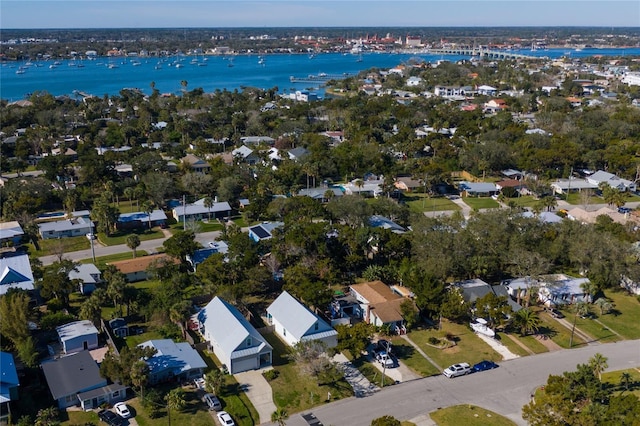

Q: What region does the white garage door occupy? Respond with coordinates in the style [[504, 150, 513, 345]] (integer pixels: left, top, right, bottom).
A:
[[232, 356, 258, 374]]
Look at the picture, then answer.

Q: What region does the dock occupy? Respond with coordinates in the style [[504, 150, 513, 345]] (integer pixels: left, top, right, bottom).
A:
[[289, 73, 353, 84], [428, 47, 544, 60]]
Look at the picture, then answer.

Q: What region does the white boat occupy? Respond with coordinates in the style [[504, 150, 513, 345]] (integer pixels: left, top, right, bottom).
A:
[[470, 318, 495, 338]]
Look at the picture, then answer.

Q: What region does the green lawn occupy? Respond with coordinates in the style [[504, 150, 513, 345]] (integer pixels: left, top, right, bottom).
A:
[[430, 405, 517, 426], [403, 194, 460, 213], [233, 216, 248, 228], [536, 308, 587, 349], [345, 351, 396, 387], [264, 333, 353, 413], [503, 196, 539, 209], [62, 409, 100, 425], [516, 334, 551, 354], [79, 250, 149, 267], [407, 322, 502, 368], [601, 368, 640, 398], [28, 236, 90, 257], [199, 221, 225, 232], [127, 391, 216, 426], [462, 197, 500, 210], [564, 192, 603, 205], [98, 228, 165, 246], [494, 333, 532, 357], [590, 290, 640, 339], [388, 337, 441, 377]]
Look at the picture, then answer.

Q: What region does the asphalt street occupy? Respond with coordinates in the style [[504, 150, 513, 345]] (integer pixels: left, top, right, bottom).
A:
[[280, 339, 640, 426]]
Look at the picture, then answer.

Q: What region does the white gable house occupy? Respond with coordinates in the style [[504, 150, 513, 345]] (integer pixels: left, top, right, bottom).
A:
[[266, 291, 337, 348], [195, 297, 272, 374]]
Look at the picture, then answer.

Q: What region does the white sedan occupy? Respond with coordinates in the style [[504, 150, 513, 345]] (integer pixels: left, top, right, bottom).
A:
[[217, 411, 235, 426], [113, 402, 131, 418]]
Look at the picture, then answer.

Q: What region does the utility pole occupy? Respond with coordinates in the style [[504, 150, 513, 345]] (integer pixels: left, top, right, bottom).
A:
[[182, 194, 186, 231], [90, 223, 96, 262]]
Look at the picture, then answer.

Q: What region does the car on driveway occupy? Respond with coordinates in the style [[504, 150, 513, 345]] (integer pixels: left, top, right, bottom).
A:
[[203, 393, 222, 411], [443, 363, 471, 378], [472, 360, 498, 372], [618, 207, 632, 214], [98, 409, 121, 426], [376, 351, 395, 368], [194, 376, 206, 390], [217, 411, 235, 426], [113, 402, 131, 418], [376, 339, 392, 353]]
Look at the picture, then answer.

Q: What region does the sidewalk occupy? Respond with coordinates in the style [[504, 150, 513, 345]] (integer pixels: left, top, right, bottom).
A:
[[332, 353, 379, 397], [399, 335, 442, 371]]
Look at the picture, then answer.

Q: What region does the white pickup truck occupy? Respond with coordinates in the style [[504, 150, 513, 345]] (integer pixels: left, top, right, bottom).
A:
[[376, 351, 394, 368]]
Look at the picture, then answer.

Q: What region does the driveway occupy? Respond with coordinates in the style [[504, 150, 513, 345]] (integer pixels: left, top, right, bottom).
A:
[[233, 369, 276, 425]]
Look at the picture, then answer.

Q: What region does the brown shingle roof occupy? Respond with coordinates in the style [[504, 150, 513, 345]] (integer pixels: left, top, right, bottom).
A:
[[350, 281, 402, 304], [371, 298, 405, 323], [108, 254, 178, 274]]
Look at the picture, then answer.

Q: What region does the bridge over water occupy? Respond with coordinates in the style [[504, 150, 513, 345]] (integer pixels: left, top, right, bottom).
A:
[[428, 48, 544, 60]]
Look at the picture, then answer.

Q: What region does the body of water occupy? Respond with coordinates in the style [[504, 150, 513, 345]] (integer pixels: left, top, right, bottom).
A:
[[2, 48, 639, 101]]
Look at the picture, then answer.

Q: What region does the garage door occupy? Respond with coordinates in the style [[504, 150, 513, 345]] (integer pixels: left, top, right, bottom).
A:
[[232, 356, 258, 374]]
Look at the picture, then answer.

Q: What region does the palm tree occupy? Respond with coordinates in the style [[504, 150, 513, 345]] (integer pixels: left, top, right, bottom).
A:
[[130, 360, 150, 399], [593, 297, 613, 316], [165, 387, 186, 412], [619, 371, 632, 392], [124, 187, 135, 212], [126, 234, 141, 258], [589, 353, 608, 380], [271, 407, 289, 426], [141, 201, 154, 230], [513, 308, 541, 336], [107, 273, 127, 316], [354, 179, 364, 195], [79, 295, 102, 327], [205, 369, 224, 395], [570, 301, 590, 348], [203, 196, 213, 221], [323, 189, 335, 203]]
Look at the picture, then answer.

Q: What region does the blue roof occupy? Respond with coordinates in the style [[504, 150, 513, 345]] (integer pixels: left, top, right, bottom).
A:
[[139, 339, 207, 376], [0, 351, 19, 403]]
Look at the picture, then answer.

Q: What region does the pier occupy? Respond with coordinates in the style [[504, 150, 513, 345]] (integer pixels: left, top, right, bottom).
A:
[[427, 47, 544, 60], [289, 72, 353, 84]]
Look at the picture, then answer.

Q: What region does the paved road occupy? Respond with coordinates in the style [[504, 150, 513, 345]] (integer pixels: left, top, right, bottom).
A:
[[39, 230, 222, 265], [280, 339, 640, 426]]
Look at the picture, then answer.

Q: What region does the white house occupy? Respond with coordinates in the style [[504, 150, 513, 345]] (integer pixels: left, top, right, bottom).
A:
[[266, 291, 337, 348], [56, 320, 99, 354], [248, 222, 283, 242], [172, 199, 232, 222], [587, 170, 636, 192], [68, 263, 103, 295], [38, 216, 94, 239], [195, 297, 272, 374], [0, 253, 34, 295]]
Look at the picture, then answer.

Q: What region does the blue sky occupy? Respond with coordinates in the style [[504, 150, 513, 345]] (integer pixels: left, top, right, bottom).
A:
[[2, 1, 639, 29]]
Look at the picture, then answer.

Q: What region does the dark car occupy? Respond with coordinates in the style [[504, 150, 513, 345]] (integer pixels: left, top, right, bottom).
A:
[[376, 339, 392, 353], [472, 360, 498, 372], [618, 207, 632, 214], [547, 308, 565, 319], [98, 409, 122, 426]]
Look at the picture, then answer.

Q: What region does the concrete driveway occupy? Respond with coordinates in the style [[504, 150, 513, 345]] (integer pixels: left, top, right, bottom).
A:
[[234, 369, 276, 425]]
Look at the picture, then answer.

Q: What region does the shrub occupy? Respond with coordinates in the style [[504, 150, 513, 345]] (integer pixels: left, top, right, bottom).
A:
[[428, 337, 440, 345], [263, 369, 279, 381]]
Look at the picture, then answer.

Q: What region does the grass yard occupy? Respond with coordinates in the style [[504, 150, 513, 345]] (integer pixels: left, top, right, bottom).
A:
[[407, 322, 502, 368], [503, 196, 539, 209], [28, 236, 90, 257], [462, 197, 500, 210], [79, 250, 149, 267], [564, 192, 603, 205], [516, 334, 551, 354], [127, 391, 216, 426], [233, 216, 248, 228], [571, 316, 622, 344], [536, 308, 587, 349], [403, 194, 460, 213], [346, 352, 396, 387], [198, 221, 225, 232], [264, 333, 354, 413], [388, 337, 441, 376], [494, 333, 532, 357], [601, 368, 640, 398], [592, 290, 640, 339], [62, 410, 100, 425], [98, 228, 165, 246], [430, 405, 517, 426]]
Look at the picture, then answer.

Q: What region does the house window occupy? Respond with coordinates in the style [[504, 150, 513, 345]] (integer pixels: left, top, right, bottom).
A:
[[283, 329, 286, 336], [314, 322, 319, 331], [246, 337, 252, 347], [113, 390, 120, 398]]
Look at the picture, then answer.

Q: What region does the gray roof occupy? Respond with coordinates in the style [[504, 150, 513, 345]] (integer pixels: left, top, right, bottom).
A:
[[197, 297, 271, 360], [118, 209, 167, 224], [38, 217, 93, 234], [369, 215, 406, 233], [173, 201, 232, 217], [68, 263, 102, 285], [139, 339, 207, 376], [298, 187, 343, 199], [267, 291, 336, 341], [458, 181, 497, 193], [56, 320, 99, 343], [41, 351, 106, 400], [0, 221, 24, 240]]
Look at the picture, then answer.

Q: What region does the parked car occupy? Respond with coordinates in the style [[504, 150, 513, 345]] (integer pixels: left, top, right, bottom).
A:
[[547, 308, 565, 319], [217, 411, 236, 426], [376, 339, 392, 353], [194, 377, 206, 390], [443, 363, 471, 378], [86, 233, 96, 240], [618, 207, 632, 214], [203, 393, 222, 411], [98, 409, 121, 426], [472, 360, 499, 372], [377, 351, 395, 368], [113, 402, 131, 419]]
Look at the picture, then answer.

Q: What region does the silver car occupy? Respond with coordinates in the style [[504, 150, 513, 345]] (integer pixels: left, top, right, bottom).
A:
[[203, 393, 222, 411]]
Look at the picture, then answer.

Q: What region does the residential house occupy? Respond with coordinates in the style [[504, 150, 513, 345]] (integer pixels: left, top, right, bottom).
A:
[[566, 97, 583, 108], [231, 145, 260, 165], [117, 209, 167, 230], [108, 318, 129, 338], [181, 154, 210, 174], [56, 320, 99, 354], [195, 296, 272, 374], [0, 352, 19, 423], [241, 136, 275, 146], [587, 170, 636, 192], [266, 291, 338, 348], [341, 178, 383, 197], [108, 254, 179, 282], [0, 221, 24, 246], [453, 278, 521, 313], [521, 211, 563, 224], [567, 206, 630, 225], [477, 85, 498, 96], [138, 339, 207, 385], [538, 274, 592, 307], [496, 179, 528, 195], [394, 177, 422, 192], [434, 85, 469, 98], [288, 147, 310, 161], [483, 99, 508, 113], [320, 131, 345, 145], [368, 215, 406, 234], [349, 281, 408, 333], [501, 169, 524, 180], [38, 216, 94, 239], [69, 263, 103, 295], [186, 241, 229, 272], [172, 199, 232, 223], [297, 187, 343, 202], [458, 181, 498, 197], [550, 178, 598, 195], [248, 222, 283, 242], [0, 253, 34, 295], [42, 351, 126, 410]]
